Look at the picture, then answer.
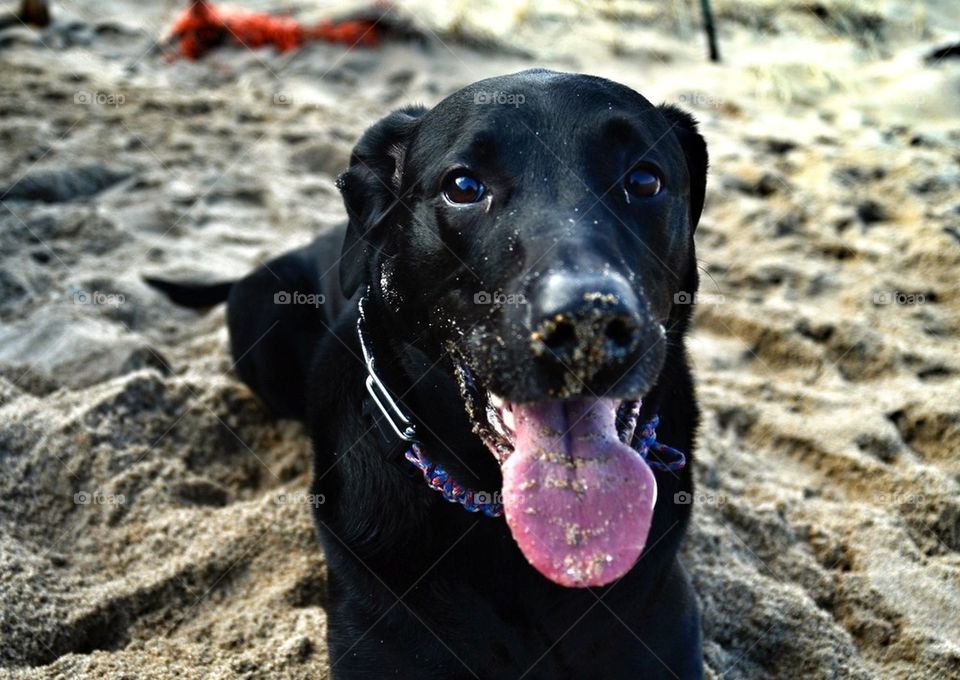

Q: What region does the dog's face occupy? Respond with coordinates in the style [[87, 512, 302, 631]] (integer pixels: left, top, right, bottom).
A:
[[338, 69, 707, 588]]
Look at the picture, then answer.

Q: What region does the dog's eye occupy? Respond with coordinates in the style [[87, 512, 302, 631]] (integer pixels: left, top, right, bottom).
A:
[[443, 173, 486, 204], [624, 167, 662, 199]]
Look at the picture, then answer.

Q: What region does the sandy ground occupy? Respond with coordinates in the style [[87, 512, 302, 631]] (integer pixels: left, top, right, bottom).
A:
[[1, 0, 959, 677]]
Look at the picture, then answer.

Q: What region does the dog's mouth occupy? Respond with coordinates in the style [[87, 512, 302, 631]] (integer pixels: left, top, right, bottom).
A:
[[454, 360, 657, 588]]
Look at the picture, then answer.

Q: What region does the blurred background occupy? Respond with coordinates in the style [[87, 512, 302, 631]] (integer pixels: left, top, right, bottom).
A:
[[1, 1, 958, 678]]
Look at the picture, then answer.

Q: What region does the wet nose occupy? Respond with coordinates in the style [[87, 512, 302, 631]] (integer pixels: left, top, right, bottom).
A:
[[529, 272, 650, 369]]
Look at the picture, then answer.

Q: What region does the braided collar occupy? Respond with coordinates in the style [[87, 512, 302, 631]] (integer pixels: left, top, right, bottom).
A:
[[357, 292, 686, 518]]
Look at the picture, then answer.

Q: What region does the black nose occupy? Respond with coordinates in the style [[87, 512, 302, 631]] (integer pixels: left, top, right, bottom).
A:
[[529, 273, 650, 370]]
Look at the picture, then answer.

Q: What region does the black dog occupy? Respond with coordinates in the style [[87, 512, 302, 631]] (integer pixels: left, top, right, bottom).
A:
[[148, 69, 708, 679]]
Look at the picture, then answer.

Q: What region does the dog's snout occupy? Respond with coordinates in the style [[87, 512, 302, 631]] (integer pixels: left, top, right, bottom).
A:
[[538, 310, 639, 361], [529, 273, 646, 369]]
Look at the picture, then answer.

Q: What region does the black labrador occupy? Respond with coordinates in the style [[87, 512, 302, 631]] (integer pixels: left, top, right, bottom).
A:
[[148, 69, 708, 679]]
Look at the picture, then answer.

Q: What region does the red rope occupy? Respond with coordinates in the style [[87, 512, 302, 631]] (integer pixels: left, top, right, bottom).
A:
[[167, 0, 380, 60]]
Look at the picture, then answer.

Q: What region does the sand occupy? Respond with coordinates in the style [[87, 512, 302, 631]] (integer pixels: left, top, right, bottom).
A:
[[1, 0, 959, 677]]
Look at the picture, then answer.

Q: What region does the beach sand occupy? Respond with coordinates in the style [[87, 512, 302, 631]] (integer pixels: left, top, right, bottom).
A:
[[1, 0, 959, 677]]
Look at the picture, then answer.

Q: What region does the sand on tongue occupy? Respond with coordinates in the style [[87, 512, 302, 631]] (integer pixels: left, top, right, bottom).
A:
[[501, 398, 657, 587]]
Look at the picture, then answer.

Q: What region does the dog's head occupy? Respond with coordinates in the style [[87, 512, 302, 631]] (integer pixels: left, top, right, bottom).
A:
[[338, 69, 707, 587]]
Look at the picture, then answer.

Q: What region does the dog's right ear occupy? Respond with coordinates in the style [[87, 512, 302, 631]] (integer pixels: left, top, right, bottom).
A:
[[656, 104, 709, 230], [337, 105, 428, 298]]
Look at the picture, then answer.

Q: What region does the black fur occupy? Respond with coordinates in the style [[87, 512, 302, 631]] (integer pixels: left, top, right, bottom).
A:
[[148, 69, 708, 679]]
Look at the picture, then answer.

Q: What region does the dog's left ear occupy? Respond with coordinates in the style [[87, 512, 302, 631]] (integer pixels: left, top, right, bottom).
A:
[[657, 104, 709, 229], [337, 104, 428, 297]]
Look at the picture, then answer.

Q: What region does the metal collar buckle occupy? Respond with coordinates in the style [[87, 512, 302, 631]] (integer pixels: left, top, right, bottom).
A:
[[357, 291, 418, 443]]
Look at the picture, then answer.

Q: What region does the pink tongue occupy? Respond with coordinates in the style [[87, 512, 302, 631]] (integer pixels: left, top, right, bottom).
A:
[[502, 399, 657, 587]]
